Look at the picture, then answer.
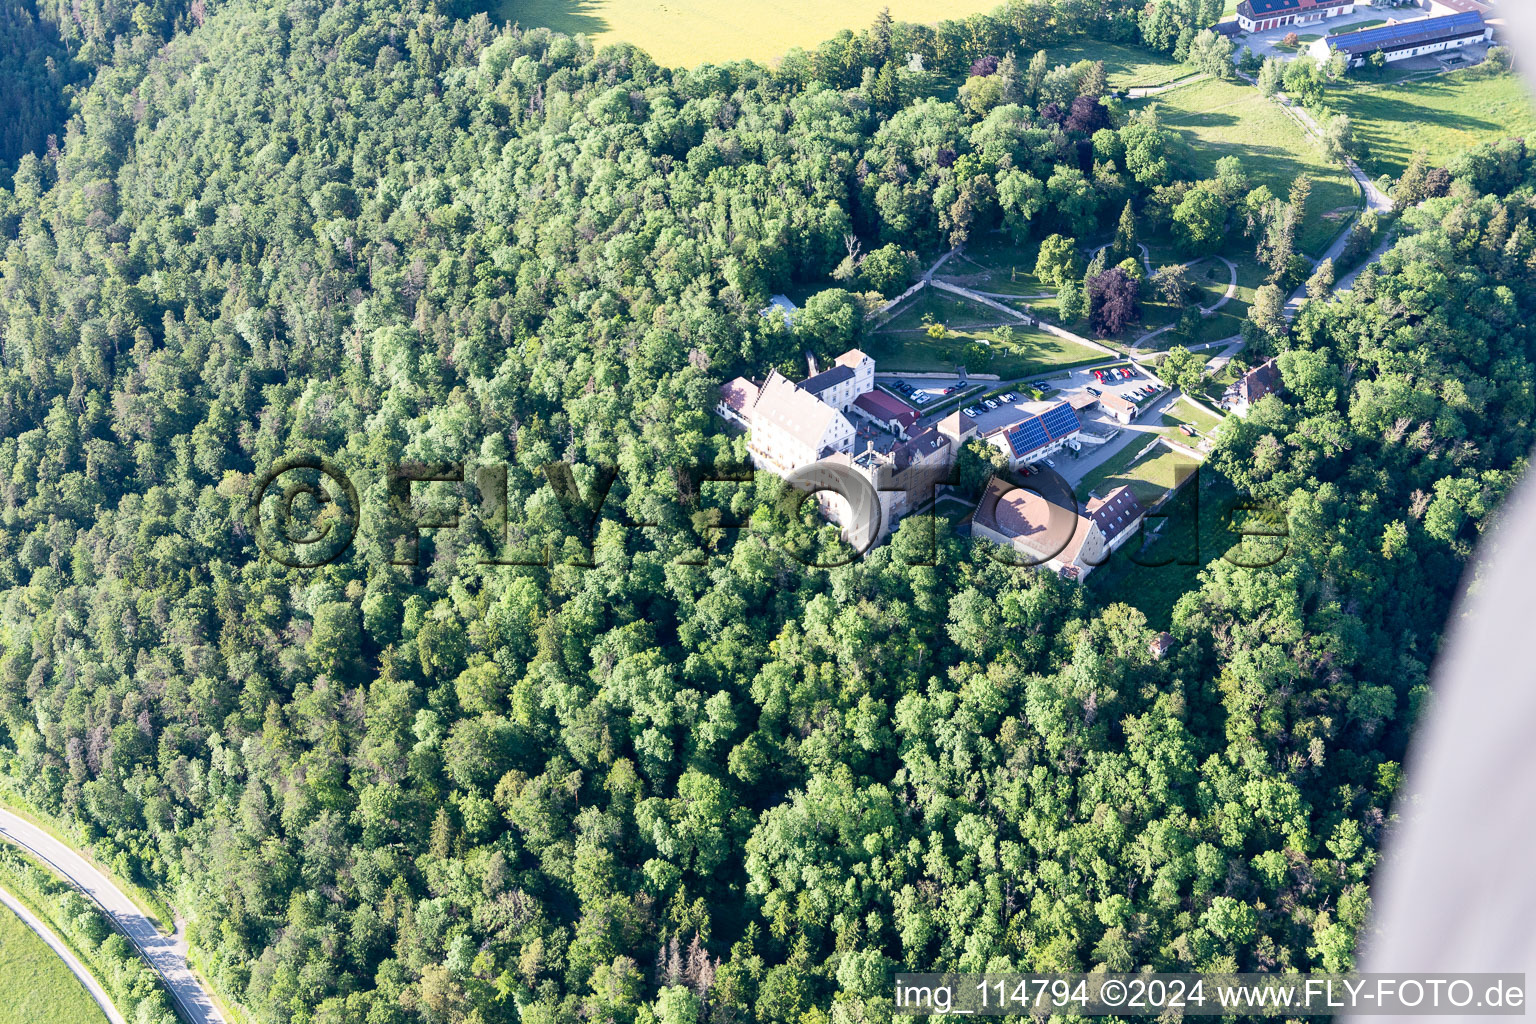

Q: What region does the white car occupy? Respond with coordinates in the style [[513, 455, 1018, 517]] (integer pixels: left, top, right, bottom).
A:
[[963, 406, 982, 417], [913, 393, 930, 405], [983, 399, 999, 410]]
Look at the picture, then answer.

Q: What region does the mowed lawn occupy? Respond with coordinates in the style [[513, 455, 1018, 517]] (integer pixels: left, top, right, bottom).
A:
[[498, 0, 1001, 67], [1041, 40, 1189, 89], [1141, 78, 1359, 256], [879, 288, 1014, 333], [1159, 396, 1224, 439], [1328, 70, 1536, 180], [1080, 440, 1199, 508], [0, 905, 107, 1024], [868, 318, 1106, 378]]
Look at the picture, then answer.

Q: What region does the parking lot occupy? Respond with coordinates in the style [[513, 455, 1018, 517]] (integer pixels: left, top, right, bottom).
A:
[[1240, 9, 1420, 62], [879, 376, 983, 411], [954, 389, 1035, 434], [1038, 363, 1165, 408]]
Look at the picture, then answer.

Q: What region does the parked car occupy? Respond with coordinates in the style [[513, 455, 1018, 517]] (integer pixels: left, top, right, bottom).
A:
[[1086, 386, 1101, 396], [983, 399, 999, 410], [913, 393, 930, 405], [1121, 368, 1134, 379], [963, 406, 981, 417], [943, 385, 958, 395], [895, 381, 912, 393], [1044, 458, 1057, 469]]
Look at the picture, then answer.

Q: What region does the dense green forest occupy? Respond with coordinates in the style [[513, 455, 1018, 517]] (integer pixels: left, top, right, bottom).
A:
[[0, 0, 1531, 1021]]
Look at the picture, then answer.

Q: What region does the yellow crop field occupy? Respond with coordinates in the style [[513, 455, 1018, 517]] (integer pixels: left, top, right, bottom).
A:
[[500, 0, 1004, 67]]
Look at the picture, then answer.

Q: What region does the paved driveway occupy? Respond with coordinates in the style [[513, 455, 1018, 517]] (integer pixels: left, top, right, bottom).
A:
[[1060, 391, 1182, 491], [1239, 9, 1426, 61]]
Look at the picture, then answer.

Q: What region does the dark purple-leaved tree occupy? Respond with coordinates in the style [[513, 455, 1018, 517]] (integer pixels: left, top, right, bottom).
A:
[[1088, 267, 1142, 336], [1065, 95, 1107, 134], [970, 54, 999, 77]]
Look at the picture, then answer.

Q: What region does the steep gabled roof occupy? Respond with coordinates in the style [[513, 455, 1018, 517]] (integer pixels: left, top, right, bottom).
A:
[[1240, 357, 1282, 404], [937, 410, 977, 445], [753, 371, 846, 451], [1238, 0, 1351, 17], [892, 428, 949, 470], [719, 376, 759, 414], [1086, 486, 1146, 545], [798, 365, 856, 395], [995, 401, 1081, 459]]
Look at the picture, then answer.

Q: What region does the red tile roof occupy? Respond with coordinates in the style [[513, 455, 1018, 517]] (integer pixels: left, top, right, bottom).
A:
[[854, 389, 918, 427]]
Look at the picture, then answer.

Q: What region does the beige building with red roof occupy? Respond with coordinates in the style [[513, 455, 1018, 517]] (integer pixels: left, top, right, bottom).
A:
[[713, 349, 880, 478]]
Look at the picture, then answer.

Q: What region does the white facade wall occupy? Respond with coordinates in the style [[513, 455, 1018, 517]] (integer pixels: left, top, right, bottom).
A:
[[749, 412, 855, 475], [985, 431, 1077, 470], [1238, 0, 1355, 32], [1338, 31, 1487, 66]]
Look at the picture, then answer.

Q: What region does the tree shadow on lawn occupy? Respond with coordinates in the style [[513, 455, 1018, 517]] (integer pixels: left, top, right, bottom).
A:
[[475, 0, 612, 36], [1168, 132, 1330, 187], [1164, 109, 1243, 131], [1342, 89, 1505, 135]]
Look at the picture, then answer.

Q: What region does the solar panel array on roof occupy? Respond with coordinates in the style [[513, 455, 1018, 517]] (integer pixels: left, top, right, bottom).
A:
[[1329, 11, 1484, 55], [1006, 418, 1050, 458], [1004, 402, 1080, 458], [1040, 402, 1081, 440]]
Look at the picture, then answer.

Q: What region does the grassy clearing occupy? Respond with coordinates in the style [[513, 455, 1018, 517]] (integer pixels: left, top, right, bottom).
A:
[[1041, 40, 1188, 89], [879, 289, 1015, 333], [1139, 77, 1358, 255], [868, 318, 1106, 378], [1158, 396, 1224, 440], [496, 0, 1002, 67], [1145, 253, 1261, 350], [939, 238, 1051, 296], [1327, 70, 1536, 180], [0, 904, 106, 1024], [1081, 438, 1200, 508]]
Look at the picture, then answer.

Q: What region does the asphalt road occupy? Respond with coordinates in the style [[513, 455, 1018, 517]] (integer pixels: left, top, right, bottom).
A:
[[0, 808, 225, 1024], [0, 881, 127, 1024]]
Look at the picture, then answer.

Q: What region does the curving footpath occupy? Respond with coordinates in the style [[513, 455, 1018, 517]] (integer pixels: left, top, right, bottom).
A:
[[0, 882, 127, 1024], [0, 808, 225, 1024]]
